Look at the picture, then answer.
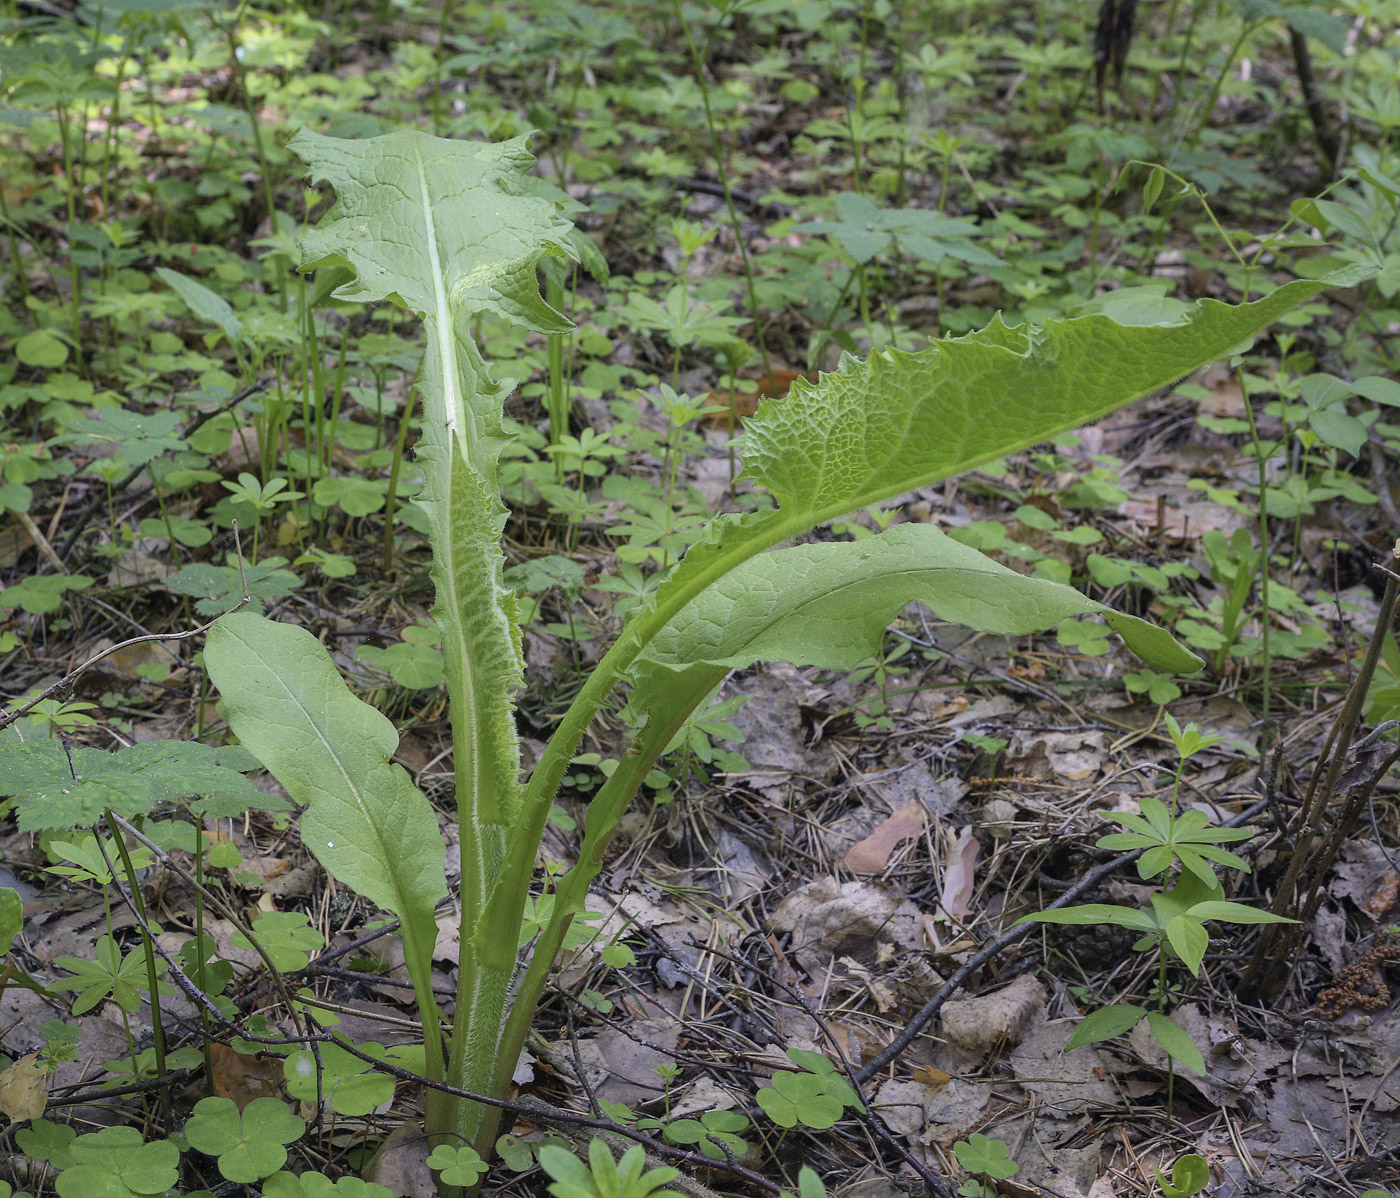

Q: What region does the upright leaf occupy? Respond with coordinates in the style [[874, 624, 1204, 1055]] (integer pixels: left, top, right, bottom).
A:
[[287, 127, 576, 1150], [203, 612, 447, 1069], [291, 127, 573, 851]]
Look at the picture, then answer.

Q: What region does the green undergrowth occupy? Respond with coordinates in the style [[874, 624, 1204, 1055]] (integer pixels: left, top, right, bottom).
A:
[[2, 0, 1400, 1195]]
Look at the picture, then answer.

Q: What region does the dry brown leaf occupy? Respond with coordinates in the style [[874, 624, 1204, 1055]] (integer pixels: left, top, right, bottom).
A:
[[362, 1119, 437, 1198], [0, 523, 34, 568], [842, 801, 925, 874], [703, 367, 816, 425], [210, 1043, 281, 1109], [940, 826, 979, 917], [911, 1063, 951, 1087], [1117, 499, 1197, 543], [0, 1053, 48, 1122]]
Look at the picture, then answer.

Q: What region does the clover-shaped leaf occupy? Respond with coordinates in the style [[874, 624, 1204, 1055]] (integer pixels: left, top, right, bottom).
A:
[[426, 1145, 488, 1186], [233, 911, 325, 972], [953, 1134, 1018, 1180], [53, 1126, 179, 1198], [183, 1096, 305, 1182], [16, 1118, 76, 1167], [663, 1109, 749, 1160], [263, 1171, 394, 1198], [755, 1071, 844, 1130], [283, 1042, 393, 1117]]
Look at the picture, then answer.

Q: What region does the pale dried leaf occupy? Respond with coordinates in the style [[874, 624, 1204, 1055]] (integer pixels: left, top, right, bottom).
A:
[[941, 973, 1045, 1055], [843, 801, 925, 873], [0, 1053, 47, 1122], [940, 826, 979, 917]]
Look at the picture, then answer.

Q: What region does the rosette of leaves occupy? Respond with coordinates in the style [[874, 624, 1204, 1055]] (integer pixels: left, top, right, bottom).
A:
[[50, 935, 172, 1016], [538, 1140, 683, 1198]]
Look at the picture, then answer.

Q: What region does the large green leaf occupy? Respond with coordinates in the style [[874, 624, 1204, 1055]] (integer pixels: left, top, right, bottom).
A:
[[292, 125, 577, 1137], [291, 127, 573, 843], [631, 266, 1375, 653], [742, 266, 1373, 526], [288, 127, 579, 1152], [203, 612, 446, 1068], [0, 737, 284, 831], [634, 523, 1199, 686], [514, 263, 1374, 1031]]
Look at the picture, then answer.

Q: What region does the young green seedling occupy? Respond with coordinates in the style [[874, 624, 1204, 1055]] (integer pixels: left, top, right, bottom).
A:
[[952, 1133, 1018, 1198], [1018, 717, 1296, 1076], [198, 128, 1368, 1184], [1155, 1152, 1210, 1198], [538, 1141, 683, 1198]]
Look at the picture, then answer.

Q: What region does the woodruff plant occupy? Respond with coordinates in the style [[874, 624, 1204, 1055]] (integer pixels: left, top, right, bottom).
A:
[[199, 128, 1367, 1185], [1017, 715, 1296, 1077]]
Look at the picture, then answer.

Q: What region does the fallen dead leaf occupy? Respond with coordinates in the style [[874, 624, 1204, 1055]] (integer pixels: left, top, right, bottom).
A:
[[703, 366, 816, 425], [940, 826, 979, 917], [1117, 499, 1197, 543], [362, 1118, 436, 1198], [843, 800, 925, 873], [769, 877, 925, 974], [210, 1043, 282, 1109], [0, 1052, 47, 1122], [0, 523, 35, 568]]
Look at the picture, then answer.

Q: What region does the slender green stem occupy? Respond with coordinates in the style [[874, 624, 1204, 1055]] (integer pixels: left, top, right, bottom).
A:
[[1188, 23, 1260, 152], [674, 1, 773, 380], [431, 0, 459, 136], [1238, 368, 1272, 722], [105, 820, 170, 1119]]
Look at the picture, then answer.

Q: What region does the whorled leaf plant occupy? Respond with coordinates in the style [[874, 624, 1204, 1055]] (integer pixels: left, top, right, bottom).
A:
[[200, 128, 1371, 1185]]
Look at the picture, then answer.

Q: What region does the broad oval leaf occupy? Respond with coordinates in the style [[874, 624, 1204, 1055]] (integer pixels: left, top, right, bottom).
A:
[[1165, 914, 1209, 976], [1144, 1011, 1206, 1076], [1016, 903, 1157, 932], [203, 612, 446, 1026], [1186, 900, 1298, 925], [1065, 1003, 1147, 1050]]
